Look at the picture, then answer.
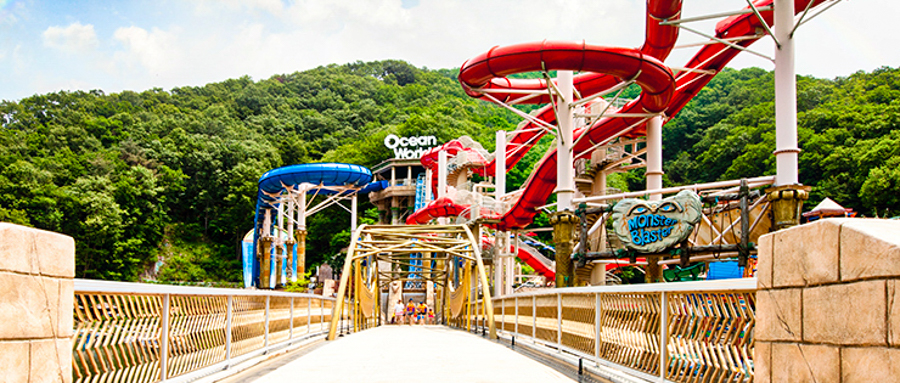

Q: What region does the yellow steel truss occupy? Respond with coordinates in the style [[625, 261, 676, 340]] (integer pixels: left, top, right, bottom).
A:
[[327, 224, 495, 340]]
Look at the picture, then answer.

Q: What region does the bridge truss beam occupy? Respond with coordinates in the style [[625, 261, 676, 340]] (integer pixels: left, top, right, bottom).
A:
[[327, 224, 496, 340]]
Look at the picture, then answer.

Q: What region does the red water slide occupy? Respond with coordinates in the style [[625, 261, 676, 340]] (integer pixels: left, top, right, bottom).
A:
[[420, 0, 683, 178], [481, 236, 555, 280], [412, 0, 827, 233]]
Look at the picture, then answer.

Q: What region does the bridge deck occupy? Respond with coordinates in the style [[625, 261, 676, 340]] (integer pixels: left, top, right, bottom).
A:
[[255, 326, 575, 383]]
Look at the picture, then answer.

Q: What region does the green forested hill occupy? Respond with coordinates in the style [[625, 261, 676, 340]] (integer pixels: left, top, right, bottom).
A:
[[662, 66, 900, 212], [1, 61, 897, 282]]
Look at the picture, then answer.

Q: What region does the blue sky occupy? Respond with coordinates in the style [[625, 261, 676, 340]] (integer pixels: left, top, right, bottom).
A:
[[0, 0, 895, 102]]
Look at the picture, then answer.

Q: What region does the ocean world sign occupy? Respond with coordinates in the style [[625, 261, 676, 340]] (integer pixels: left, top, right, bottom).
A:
[[611, 190, 703, 253], [384, 134, 438, 159]]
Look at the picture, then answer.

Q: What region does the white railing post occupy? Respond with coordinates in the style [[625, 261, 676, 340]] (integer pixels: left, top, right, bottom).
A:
[[532, 295, 537, 339], [307, 297, 312, 334], [264, 296, 270, 348], [659, 293, 668, 382], [320, 298, 325, 331], [289, 297, 294, 339], [557, 293, 562, 351], [595, 293, 601, 360], [514, 296, 519, 335], [225, 295, 233, 363], [160, 293, 170, 380]]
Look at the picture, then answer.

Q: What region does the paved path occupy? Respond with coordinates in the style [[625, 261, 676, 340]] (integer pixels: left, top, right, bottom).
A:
[[255, 326, 575, 383]]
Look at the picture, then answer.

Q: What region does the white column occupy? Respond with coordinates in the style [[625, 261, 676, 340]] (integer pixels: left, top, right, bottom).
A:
[[297, 189, 307, 230], [286, 196, 295, 240], [391, 166, 396, 186], [350, 194, 358, 233], [774, 0, 799, 186], [646, 115, 664, 201], [555, 71, 575, 211], [276, 199, 286, 285], [505, 241, 514, 295], [277, 199, 285, 240], [438, 151, 448, 199], [494, 231, 503, 297], [407, 166, 413, 186], [425, 169, 433, 202], [495, 130, 506, 199]]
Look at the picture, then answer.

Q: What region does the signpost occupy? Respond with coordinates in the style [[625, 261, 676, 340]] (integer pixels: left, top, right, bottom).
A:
[[610, 190, 703, 254]]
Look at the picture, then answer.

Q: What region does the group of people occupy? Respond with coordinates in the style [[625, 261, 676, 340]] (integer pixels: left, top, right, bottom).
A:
[[392, 299, 434, 325]]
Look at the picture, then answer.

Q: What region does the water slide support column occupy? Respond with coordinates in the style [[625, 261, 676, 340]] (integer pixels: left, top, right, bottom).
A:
[[589, 102, 608, 286], [438, 150, 448, 198], [275, 198, 285, 286], [494, 231, 503, 297], [296, 190, 307, 280], [505, 233, 514, 295], [351, 194, 358, 234], [286, 195, 295, 283], [495, 130, 508, 296], [552, 71, 577, 287], [259, 209, 273, 289], [769, 0, 810, 229], [646, 116, 664, 201], [555, 71, 575, 212], [438, 150, 448, 225], [425, 169, 433, 203]]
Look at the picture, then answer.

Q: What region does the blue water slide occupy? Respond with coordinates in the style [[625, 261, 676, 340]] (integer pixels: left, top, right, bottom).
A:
[[248, 163, 386, 288]]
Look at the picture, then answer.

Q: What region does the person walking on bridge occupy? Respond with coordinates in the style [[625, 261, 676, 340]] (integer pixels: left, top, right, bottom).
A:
[[392, 299, 404, 324], [405, 299, 416, 325], [416, 301, 428, 325]]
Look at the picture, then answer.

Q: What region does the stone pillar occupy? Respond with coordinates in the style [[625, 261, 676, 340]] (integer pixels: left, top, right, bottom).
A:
[[589, 161, 607, 286], [755, 219, 900, 382], [285, 239, 295, 283], [258, 237, 273, 289], [589, 263, 606, 285], [765, 185, 810, 230], [295, 230, 307, 279], [550, 211, 578, 287], [391, 198, 400, 225], [0, 223, 74, 383], [274, 243, 284, 287]]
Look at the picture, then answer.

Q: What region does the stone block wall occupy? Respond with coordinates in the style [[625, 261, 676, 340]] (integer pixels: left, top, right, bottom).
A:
[[0, 223, 74, 383], [755, 219, 900, 382]]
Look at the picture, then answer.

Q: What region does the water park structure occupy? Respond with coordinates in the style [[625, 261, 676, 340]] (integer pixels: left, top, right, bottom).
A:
[[10, 1, 900, 383], [246, 163, 386, 289]]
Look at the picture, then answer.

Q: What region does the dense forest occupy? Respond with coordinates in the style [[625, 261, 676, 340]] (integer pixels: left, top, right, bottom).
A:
[[1, 60, 897, 282]]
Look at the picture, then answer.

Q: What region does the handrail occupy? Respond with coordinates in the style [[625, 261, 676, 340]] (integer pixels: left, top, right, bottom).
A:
[[74, 278, 336, 299], [467, 279, 757, 382], [73, 279, 349, 383], [497, 277, 756, 299]]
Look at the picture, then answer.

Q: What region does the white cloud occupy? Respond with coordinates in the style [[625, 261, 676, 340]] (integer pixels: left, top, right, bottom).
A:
[[1, 0, 897, 102], [113, 26, 180, 74], [42, 22, 99, 53], [193, 0, 284, 15]]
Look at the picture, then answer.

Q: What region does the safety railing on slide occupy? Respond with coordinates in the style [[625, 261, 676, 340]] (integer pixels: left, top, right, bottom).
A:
[[72, 280, 352, 383], [466, 279, 757, 383]]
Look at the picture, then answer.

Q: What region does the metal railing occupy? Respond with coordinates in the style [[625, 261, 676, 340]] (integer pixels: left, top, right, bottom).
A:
[[470, 279, 756, 383], [73, 279, 351, 383]]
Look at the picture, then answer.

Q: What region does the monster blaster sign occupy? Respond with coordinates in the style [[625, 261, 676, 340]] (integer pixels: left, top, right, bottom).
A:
[[384, 134, 438, 159], [611, 190, 703, 253]]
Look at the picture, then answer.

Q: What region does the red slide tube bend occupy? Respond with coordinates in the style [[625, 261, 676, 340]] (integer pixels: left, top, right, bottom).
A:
[[412, 0, 827, 233]]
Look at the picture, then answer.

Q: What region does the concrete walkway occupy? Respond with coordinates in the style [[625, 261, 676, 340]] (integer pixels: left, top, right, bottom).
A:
[[255, 326, 575, 383]]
